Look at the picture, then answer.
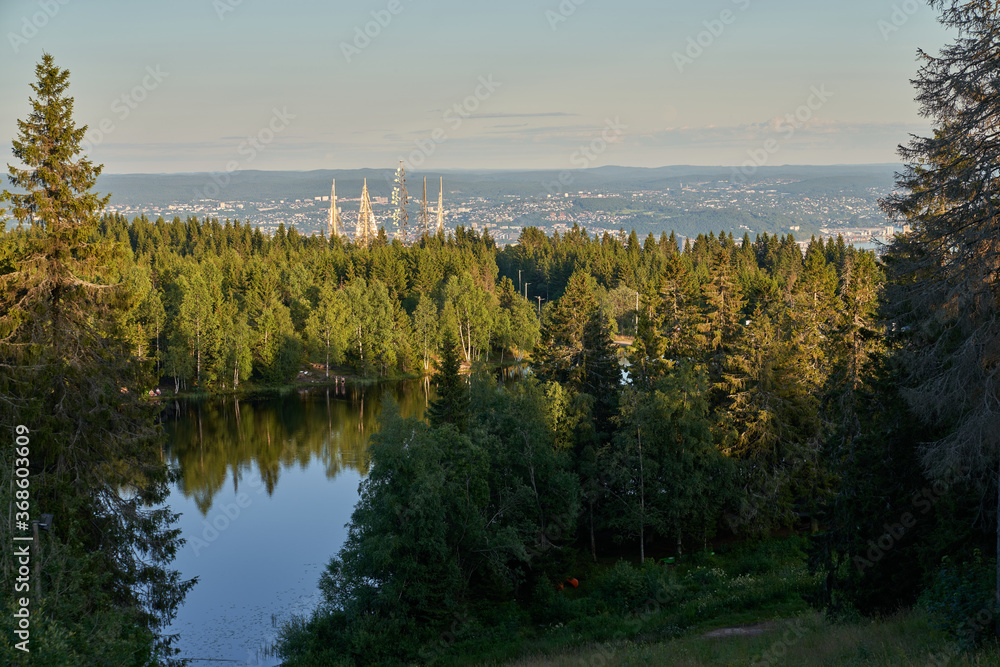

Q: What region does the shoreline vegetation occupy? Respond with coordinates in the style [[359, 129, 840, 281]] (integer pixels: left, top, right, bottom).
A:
[[152, 354, 529, 402]]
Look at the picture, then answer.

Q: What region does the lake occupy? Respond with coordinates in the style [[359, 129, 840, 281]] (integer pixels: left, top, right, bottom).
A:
[[162, 379, 434, 666]]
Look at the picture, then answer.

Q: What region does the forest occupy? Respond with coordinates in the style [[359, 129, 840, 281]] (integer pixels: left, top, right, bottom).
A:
[[2, 179, 997, 665]]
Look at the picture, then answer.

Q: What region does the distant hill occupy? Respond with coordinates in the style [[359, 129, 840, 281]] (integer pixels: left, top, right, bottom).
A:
[[96, 165, 900, 208]]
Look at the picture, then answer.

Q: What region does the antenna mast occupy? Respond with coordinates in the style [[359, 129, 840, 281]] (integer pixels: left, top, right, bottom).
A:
[[436, 177, 445, 235]]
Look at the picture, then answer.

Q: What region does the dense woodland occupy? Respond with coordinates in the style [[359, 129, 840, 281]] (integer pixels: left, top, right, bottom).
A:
[[5, 211, 873, 394], [3, 193, 996, 664]]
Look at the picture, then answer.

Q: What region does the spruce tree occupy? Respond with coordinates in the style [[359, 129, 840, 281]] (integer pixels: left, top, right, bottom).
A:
[[427, 330, 468, 430], [0, 54, 193, 662], [881, 0, 1000, 625]]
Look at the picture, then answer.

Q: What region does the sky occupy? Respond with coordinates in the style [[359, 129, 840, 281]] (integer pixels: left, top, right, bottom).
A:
[[0, 0, 954, 174]]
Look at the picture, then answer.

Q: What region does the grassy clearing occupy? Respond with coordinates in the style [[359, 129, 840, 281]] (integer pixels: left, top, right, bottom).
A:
[[424, 537, 1000, 666], [502, 610, 1000, 666], [434, 538, 816, 665]]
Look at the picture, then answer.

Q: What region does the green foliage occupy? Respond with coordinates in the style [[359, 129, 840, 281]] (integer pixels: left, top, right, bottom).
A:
[[607, 363, 731, 560], [427, 330, 468, 430], [0, 54, 191, 664], [920, 551, 997, 651]]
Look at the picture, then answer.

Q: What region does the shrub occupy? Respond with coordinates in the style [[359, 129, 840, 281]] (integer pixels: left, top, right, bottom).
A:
[[919, 550, 996, 651]]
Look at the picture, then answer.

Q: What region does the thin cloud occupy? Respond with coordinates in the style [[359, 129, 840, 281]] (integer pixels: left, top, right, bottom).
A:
[[469, 112, 579, 119]]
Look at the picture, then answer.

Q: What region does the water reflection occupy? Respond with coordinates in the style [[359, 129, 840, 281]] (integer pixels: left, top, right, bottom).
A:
[[163, 380, 431, 515]]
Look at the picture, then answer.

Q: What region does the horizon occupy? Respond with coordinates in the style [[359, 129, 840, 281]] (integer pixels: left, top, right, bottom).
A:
[[96, 162, 902, 177]]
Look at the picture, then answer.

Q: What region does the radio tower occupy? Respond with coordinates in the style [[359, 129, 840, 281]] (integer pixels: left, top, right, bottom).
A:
[[391, 161, 408, 242], [421, 176, 429, 237], [328, 179, 342, 239], [436, 177, 445, 235], [357, 178, 377, 247]]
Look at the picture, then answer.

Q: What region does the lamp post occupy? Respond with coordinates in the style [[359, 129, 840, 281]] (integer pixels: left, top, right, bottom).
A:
[[524, 282, 530, 301], [32, 513, 53, 598], [634, 289, 640, 337], [536, 296, 544, 317]]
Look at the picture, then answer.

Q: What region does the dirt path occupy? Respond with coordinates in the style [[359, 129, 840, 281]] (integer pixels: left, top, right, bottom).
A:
[[701, 621, 778, 638]]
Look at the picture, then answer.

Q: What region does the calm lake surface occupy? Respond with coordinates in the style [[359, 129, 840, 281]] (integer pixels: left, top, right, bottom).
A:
[[162, 379, 433, 666]]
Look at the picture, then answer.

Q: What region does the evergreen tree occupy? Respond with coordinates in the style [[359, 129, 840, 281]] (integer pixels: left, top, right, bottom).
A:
[[427, 330, 468, 430], [0, 53, 193, 663], [534, 269, 599, 387], [881, 0, 1000, 621]]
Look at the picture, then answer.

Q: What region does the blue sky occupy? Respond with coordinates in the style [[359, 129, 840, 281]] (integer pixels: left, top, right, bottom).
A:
[[0, 0, 951, 173]]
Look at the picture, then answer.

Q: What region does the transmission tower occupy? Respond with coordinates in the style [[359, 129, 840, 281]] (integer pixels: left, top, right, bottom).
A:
[[391, 161, 409, 242], [436, 177, 445, 235]]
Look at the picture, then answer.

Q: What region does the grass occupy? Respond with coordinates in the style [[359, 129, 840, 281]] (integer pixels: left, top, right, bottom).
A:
[[423, 537, 1000, 666], [501, 610, 1000, 666]]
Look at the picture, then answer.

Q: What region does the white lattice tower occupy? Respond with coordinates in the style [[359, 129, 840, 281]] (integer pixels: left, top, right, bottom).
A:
[[436, 177, 445, 235]]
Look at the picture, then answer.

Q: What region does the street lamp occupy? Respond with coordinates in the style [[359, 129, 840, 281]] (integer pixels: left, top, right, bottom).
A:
[[634, 289, 639, 337], [536, 296, 544, 317], [524, 282, 530, 300], [33, 513, 53, 598]]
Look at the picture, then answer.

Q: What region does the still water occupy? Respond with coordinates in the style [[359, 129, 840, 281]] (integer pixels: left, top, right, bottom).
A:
[[162, 379, 433, 666]]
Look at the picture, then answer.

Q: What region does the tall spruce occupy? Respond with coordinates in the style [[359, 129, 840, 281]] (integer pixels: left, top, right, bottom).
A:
[[0, 54, 193, 663], [427, 330, 468, 430], [881, 0, 1000, 626]]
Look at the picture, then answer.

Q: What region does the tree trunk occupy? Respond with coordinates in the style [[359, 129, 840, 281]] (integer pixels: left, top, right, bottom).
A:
[[589, 499, 596, 562], [155, 321, 160, 375], [638, 427, 645, 564]]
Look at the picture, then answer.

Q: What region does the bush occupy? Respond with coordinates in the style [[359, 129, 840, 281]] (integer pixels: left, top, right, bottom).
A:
[[596, 560, 648, 613], [919, 550, 996, 651]]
